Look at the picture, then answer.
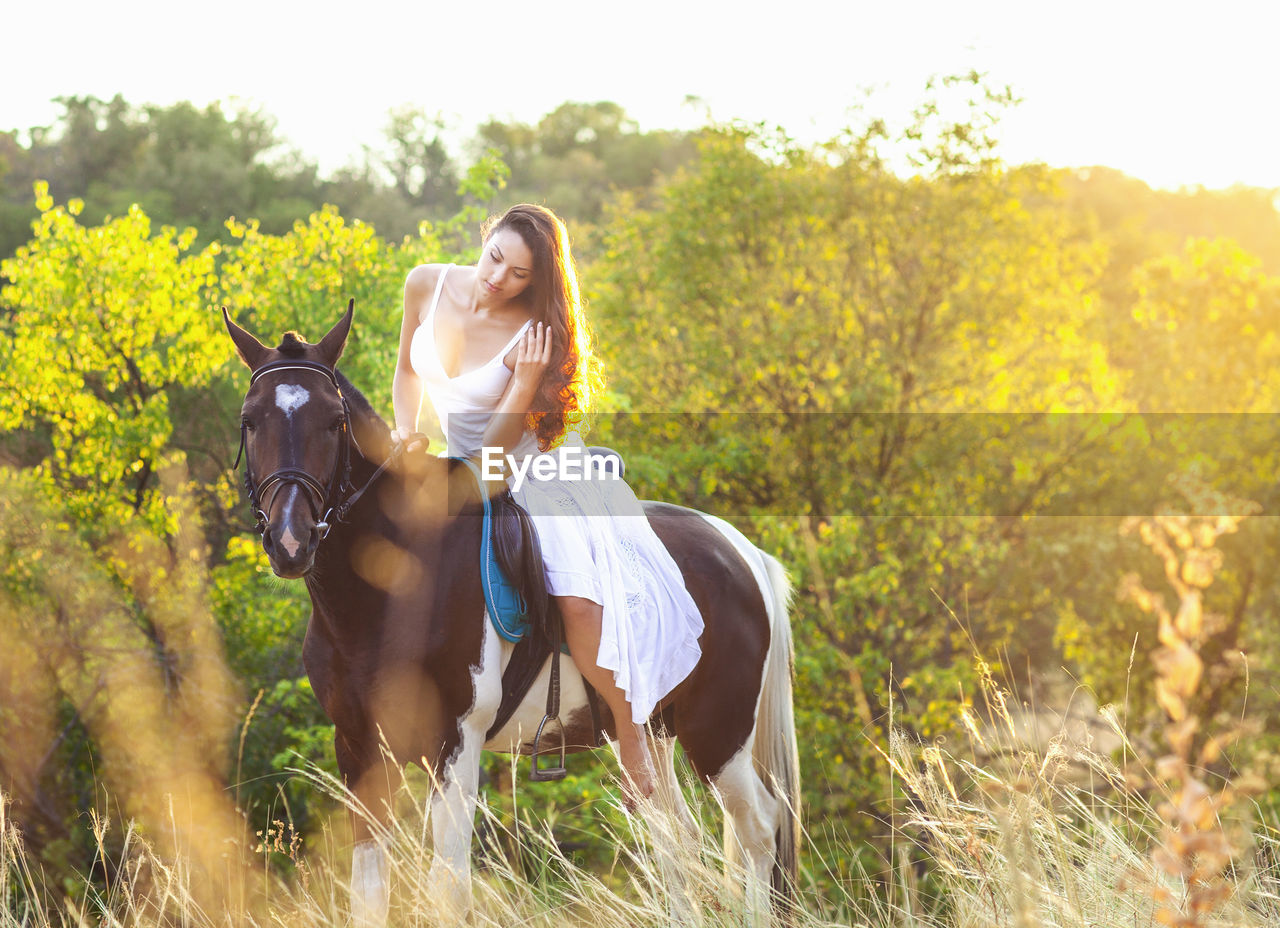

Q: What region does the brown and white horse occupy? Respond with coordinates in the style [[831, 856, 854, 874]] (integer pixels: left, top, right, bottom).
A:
[[224, 304, 800, 926]]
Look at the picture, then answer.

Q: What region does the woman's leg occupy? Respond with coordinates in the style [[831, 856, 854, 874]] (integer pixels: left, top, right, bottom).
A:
[[556, 594, 655, 804]]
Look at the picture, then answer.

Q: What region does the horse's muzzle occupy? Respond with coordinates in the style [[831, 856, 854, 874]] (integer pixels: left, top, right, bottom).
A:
[[262, 521, 321, 578]]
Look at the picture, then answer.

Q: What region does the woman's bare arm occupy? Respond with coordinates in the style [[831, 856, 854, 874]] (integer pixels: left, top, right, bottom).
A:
[[391, 265, 442, 447]]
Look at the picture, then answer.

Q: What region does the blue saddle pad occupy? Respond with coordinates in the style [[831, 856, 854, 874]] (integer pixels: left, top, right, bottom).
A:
[[455, 459, 532, 643]]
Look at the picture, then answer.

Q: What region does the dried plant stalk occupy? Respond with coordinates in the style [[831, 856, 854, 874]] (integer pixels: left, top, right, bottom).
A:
[[1120, 475, 1258, 927]]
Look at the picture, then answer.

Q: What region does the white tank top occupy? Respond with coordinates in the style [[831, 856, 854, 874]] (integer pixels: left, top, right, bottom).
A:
[[409, 264, 540, 460]]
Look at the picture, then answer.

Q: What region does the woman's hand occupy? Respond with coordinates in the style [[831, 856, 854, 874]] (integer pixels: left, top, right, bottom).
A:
[[512, 321, 553, 390], [390, 426, 426, 452], [480, 321, 553, 455]]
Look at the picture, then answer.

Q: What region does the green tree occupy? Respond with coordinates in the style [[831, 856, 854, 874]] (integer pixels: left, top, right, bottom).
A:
[[1046, 240, 1280, 759], [472, 101, 700, 223], [380, 107, 461, 218], [1118, 237, 1280, 412], [0, 97, 326, 257], [0, 185, 224, 532], [587, 79, 1123, 877], [0, 96, 145, 262]]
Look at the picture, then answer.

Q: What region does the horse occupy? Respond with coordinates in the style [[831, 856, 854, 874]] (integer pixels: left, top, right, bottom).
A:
[[222, 303, 800, 926]]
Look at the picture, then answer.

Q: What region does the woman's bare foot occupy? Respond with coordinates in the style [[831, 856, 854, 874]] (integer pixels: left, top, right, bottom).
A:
[[617, 723, 656, 810], [556, 596, 657, 807]]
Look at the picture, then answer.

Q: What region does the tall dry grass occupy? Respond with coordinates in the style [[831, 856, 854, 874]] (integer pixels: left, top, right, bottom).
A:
[[6, 703, 1279, 928], [5, 487, 1277, 926], [2, 758, 854, 928]]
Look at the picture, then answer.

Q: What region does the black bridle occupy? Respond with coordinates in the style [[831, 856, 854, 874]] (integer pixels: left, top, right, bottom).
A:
[[234, 359, 358, 540]]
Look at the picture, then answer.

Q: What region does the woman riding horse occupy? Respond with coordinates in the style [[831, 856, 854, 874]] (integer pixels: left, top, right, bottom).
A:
[[223, 215, 799, 927], [391, 204, 703, 804]]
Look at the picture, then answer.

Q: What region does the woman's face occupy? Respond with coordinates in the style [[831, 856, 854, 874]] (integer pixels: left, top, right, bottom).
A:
[[477, 227, 534, 304]]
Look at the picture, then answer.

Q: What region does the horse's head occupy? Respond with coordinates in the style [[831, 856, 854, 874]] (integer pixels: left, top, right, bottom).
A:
[[224, 302, 355, 578]]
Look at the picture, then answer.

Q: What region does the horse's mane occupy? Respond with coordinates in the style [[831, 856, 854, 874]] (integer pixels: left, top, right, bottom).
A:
[[334, 368, 392, 463], [333, 369, 381, 424]]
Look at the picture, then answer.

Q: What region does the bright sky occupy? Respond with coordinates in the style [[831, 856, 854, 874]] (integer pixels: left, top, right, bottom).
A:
[[5, 0, 1279, 191]]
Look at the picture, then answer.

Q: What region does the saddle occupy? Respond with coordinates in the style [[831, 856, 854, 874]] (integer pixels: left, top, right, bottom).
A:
[[452, 451, 624, 780]]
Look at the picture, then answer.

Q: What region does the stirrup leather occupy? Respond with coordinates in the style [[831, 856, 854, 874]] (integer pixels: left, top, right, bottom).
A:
[[530, 611, 569, 782]]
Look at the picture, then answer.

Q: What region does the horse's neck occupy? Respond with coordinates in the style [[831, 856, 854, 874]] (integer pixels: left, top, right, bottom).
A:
[[305, 485, 485, 676], [303, 461, 397, 642], [306, 462, 471, 642], [339, 377, 392, 467]]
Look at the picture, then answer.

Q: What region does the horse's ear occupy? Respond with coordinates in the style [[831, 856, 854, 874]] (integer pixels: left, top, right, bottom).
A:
[[223, 307, 270, 370], [317, 299, 355, 368]]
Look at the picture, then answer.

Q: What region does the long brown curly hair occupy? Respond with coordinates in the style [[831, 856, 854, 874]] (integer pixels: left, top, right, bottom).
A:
[[483, 204, 602, 450]]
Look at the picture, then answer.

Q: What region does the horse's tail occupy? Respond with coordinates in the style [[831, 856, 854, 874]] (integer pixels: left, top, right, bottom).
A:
[[753, 550, 801, 914]]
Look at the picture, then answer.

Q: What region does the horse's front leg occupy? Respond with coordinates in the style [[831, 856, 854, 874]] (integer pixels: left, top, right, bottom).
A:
[[342, 739, 394, 928], [426, 622, 503, 918]]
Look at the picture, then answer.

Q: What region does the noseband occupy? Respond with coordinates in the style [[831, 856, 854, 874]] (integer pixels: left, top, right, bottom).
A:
[[234, 360, 356, 540]]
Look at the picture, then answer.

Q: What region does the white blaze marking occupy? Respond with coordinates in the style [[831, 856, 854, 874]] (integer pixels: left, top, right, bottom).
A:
[[278, 487, 303, 556], [275, 383, 310, 418]]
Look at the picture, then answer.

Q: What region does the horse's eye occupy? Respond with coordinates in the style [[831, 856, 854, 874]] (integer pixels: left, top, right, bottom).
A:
[[330, 417, 346, 432], [242, 417, 256, 432]]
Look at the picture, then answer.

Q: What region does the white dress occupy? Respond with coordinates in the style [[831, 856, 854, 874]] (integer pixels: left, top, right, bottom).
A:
[[409, 265, 704, 724]]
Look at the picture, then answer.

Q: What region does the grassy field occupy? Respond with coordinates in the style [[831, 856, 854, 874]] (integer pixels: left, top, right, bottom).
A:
[[4, 682, 1277, 928], [4, 509, 1271, 927]]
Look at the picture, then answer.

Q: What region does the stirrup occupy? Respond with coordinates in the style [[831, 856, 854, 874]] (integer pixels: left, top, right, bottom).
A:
[[529, 713, 567, 782]]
